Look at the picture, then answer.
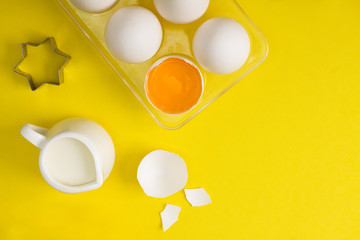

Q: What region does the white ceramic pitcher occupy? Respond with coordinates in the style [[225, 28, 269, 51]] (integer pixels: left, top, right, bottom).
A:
[[21, 118, 115, 193]]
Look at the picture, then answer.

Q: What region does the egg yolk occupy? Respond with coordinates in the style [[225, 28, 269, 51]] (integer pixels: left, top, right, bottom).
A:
[[145, 57, 203, 114]]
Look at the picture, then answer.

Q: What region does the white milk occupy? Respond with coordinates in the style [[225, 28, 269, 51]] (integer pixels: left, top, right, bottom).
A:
[[44, 138, 96, 186]]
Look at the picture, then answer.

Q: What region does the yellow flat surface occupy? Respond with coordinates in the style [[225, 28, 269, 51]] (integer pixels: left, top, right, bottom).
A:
[[0, 0, 360, 239]]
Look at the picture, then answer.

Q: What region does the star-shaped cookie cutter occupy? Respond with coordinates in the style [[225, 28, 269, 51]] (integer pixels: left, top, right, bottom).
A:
[[14, 37, 71, 91]]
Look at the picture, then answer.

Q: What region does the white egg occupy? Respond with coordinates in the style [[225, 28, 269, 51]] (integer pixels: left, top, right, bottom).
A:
[[193, 17, 251, 74], [70, 0, 118, 13], [137, 150, 188, 198], [154, 0, 209, 24], [105, 6, 163, 63]]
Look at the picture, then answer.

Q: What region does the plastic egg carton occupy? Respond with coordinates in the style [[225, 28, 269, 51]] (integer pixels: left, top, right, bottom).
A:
[[57, 0, 268, 129]]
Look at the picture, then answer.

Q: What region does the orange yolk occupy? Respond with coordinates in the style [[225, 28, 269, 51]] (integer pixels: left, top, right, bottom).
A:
[[145, 57, 203, 114]]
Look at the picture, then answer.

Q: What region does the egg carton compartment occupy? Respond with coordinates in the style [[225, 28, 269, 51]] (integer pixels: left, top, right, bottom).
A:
[[57, 0, 268, 129]]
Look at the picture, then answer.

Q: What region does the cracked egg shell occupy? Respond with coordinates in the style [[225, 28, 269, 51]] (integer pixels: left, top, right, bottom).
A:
[[137, 150, 188, 198]]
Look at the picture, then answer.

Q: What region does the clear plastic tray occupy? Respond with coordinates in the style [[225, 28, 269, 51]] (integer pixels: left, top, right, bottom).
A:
[[57, 0, 268, 129]]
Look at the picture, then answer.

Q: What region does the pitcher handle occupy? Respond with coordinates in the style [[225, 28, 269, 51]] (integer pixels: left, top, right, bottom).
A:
[[21, 124, 48, 149]]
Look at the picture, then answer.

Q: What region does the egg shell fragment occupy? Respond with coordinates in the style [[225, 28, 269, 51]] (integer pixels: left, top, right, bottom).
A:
[[185, 188, 211, 207], [137, 150, 188, 198], [161, 204, 181, 231]]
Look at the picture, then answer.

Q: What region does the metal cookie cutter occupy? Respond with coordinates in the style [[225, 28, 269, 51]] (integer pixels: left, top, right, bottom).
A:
[[14, 37, 71, 91]]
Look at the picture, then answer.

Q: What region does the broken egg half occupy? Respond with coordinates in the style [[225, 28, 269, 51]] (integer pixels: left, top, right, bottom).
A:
[[137, 150, 188, 198], [145, 56, 203, 115]]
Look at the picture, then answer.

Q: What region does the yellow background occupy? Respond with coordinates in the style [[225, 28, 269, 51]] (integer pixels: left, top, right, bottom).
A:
[[0, 0, 359, 239]]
